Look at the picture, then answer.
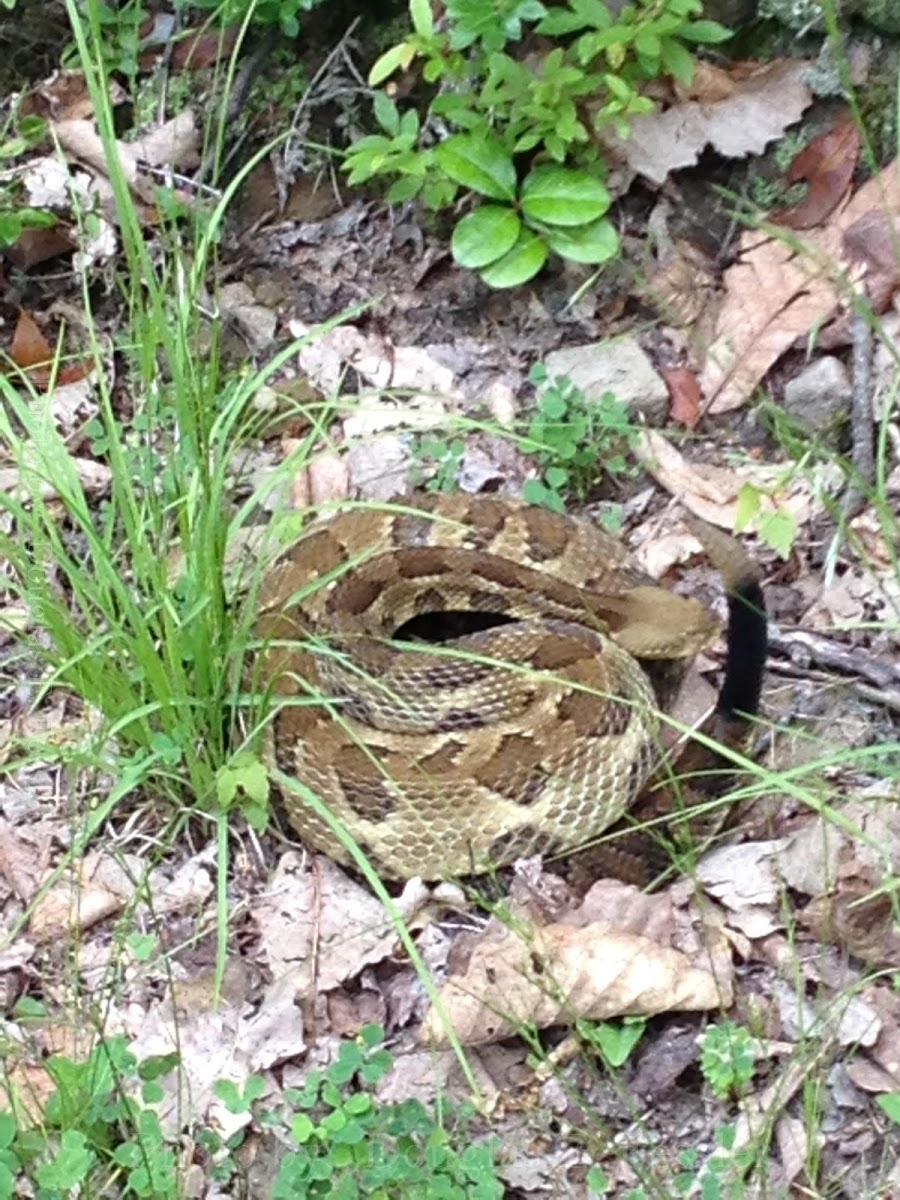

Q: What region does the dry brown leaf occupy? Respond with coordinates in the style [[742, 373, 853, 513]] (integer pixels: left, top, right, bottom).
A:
[[775, 118, 860, 230], [801, 868, 900, 969], [3, 224, 76, 270], [23, 70, 127, 123], [602, 60, 813, 188], [701, 159, 900, 411], [7, 310, 90, 389], [291, 449, 351, 509], [0, 817, 45, 901], [0, 1062, 57, 1126], [10, 309, 53, 369], [252, 853, 432, 996], [29, 852, 141, 941], [660, 365, 702, 427], [635, 428, 815, 530], [421, 918, 726, 1047], [843, 208, 900, 312], [671, 59, 741, 104]]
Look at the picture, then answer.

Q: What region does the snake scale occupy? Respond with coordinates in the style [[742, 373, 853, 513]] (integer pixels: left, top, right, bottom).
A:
[[256, 494, 750, 880]]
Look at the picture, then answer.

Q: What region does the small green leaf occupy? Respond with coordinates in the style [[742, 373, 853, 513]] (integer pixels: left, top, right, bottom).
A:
[[680, 18, 733, 42], [734, 482, 760, 532], [373, 92, 400, 136], [0, 1115, 15, 1151], [292, 1113, 315, 1143], [659, 36, 695, 85], [368, 41, 417, 86], [544, 218, 618, 263], [521, 165, 609, 226], [877, 1092, 900, 1124], [578, 1016, 646, 1067], [757, 509, 796, 559], [451, 205, 521, 268], [479, 228, 547, 287], [634, 28, 660, 58], [435, 135, 516, 201], [410, 0, 434, 38]]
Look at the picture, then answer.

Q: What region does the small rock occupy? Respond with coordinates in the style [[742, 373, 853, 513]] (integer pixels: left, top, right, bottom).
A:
[[782, 356, 851, 434], [347, 435, 410, 501], [219, 282, 278, 352], [543, 336, 669, 424]]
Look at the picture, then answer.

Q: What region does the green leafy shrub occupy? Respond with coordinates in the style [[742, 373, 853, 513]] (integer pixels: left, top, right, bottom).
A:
[[521, 364, 638, 512], [699, 1020, 759, 1101], [344, 0, 732, 286], [0, 1032, 179, 1199], [270, 1024, 503, 1198]]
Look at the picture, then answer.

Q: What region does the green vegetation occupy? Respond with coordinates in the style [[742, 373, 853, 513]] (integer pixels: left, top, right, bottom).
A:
[[344, 0, 733, 285], [521, 364, 638, 513], [270, 1025, 502, 1198], [0, 1029, 178, 1199], [699, 1020, 760, 1101], [0, 1023, 501, 1198]]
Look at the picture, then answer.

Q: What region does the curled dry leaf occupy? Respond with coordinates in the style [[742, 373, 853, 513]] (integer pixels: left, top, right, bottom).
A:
[[601, 59, 813, 190], [635, 428, 815, 531], [421, 913, 728, 1048], [775, 118, 860, 231], [29, 852, 141, 940], [53, 111, 199, 209]]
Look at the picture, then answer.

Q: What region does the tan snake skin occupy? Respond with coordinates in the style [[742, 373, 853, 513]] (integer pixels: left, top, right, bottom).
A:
[[256, 495, 721, 879]]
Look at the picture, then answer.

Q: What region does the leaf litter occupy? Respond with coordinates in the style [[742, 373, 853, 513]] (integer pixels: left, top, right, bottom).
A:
[[1, 35, 899, 1200]]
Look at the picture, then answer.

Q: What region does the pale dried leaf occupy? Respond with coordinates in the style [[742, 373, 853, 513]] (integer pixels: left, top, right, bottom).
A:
[[775, 1115, 810, 1187], [0, 456, 112, 500], [421, 919, 725, 1047], [237, 973, 306, 1071], [602, 60, 813, 188], [30, 854, 134, 941], [697, 840, 789, 910], [0, 817, 44, 901], [252, 853, 429, 995], [636, 429, 816, 530], [126, 997, 246, 1137], [701, 159, 900, 411]]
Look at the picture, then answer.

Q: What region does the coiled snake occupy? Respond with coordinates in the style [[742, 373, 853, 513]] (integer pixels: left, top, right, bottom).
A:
[[256, 495, 750, 880]]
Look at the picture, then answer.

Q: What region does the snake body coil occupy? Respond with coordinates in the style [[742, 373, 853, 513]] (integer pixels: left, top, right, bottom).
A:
[[256, 495, 760, 879]]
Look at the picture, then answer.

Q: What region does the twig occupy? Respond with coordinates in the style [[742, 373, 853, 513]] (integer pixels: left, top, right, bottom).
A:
[[765, 657, 900, 717], [842, 304, 875, 517], [767, 627, 900, 690], [282, 19, 363, 183]]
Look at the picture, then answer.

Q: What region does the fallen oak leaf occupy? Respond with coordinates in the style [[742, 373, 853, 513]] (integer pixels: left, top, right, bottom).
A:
[[601, 60, 813, 190], [10, 309, 54, 370], [635, 428, 815, 531]]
